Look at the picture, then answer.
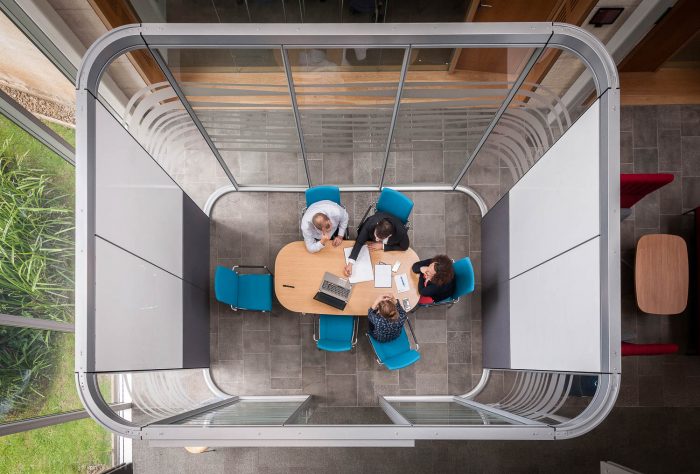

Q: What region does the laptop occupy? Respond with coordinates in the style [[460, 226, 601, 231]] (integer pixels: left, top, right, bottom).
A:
[[313, 272, 353, 310]]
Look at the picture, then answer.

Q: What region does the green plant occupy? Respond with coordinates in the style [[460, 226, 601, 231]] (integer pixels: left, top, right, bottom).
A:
[[0, 135, 74, 419], [0, 138, 74, 322]]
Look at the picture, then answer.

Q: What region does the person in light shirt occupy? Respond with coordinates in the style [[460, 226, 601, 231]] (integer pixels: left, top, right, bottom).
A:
[[344, 211, 409, 277], [300, 200, 349, 253]]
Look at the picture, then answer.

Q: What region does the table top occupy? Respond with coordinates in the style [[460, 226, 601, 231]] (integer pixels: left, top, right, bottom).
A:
[[274, 241, 421, 316], [635, 233, 689, 315]]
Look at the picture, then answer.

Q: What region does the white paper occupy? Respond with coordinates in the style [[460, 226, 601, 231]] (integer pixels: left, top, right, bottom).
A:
[[344, 246, 374, 284], [395, 273, 410, 293], [374, 264, 392, 288]]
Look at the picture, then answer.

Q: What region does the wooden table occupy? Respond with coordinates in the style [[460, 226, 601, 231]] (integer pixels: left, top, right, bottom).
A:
[[274, 241, 421, 315], [635, 234, 689, 315]]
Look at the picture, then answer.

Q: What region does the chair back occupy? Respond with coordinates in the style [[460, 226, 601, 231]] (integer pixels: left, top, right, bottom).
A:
[[214, 266, 239, 306], [452, 257, 475, 299], [317, 315, 356, 352], [305, 185, 341, 207], [376, 188, 413, 224]]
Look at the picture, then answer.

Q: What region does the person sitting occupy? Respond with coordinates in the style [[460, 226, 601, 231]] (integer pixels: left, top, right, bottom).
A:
[[367, 294, 407, 343], [412, 255, 456, 304], [300, 200, 349, 253], [344, 212, 408, 277]]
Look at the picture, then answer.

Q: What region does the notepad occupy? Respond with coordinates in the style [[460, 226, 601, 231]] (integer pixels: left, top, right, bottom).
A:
[[343, 246, 373, 284], [395, 273, 410, 293], [374, 264, 392, 288]]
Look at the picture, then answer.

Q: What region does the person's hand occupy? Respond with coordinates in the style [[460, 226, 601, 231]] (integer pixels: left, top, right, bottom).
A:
[[367, 242, 383, 251], [382, 294, 395, 303], [319, 232, 331, 245], [332, 235, 343, 247], [344, 263, 353, 277], [372, 294, 385, 309]]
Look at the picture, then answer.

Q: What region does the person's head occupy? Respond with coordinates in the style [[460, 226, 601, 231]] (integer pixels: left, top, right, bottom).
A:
[[425, 255, 455, 286], [312, 213, 332, 233], [376, 298, 398, 319], [373, 218, 394, 241]]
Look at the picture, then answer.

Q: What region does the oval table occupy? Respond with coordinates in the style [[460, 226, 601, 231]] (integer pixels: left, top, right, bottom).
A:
[[274, 241, 421, 316]]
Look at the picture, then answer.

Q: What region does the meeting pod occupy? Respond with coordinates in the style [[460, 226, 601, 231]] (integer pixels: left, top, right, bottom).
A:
[[76, 22, 619, 446]]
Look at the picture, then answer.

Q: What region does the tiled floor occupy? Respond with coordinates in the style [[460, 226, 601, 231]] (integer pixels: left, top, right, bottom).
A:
[[209, 189, 483, 407], [617, 104, 700, 408]]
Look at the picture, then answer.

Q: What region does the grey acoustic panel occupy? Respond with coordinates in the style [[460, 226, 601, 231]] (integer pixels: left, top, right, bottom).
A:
[[481, 195, 511, 369], [182, 280, 210, 369], [94, 101, 184, 278], [182, 192, 210, 292], [94, 237, 183, 372]]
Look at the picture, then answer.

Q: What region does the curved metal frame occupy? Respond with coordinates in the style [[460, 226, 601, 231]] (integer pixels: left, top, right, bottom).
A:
[[75, 22, 619, 444]]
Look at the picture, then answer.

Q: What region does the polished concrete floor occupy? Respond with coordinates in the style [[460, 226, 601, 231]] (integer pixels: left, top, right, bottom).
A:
[[132, 104, 700, 472]]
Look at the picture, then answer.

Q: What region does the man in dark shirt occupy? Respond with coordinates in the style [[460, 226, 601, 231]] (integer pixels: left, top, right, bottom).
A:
[[343, 211, 409, 277]]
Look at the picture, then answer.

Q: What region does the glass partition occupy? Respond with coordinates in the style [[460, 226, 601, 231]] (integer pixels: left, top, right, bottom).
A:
[[392, 47, 536, 185], [460, 47, 597, 204], [288, 47, 406, 185], [388, 400, 517, 425], [175, 398, 307, 426], [154, 47, 301, 186]]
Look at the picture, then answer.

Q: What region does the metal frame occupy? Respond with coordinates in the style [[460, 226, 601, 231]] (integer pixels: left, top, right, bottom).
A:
[[0, 88, 75, 164], [0, 313, 74, 332], [0, 403, 130, 437], [75, 22, 619, 444]]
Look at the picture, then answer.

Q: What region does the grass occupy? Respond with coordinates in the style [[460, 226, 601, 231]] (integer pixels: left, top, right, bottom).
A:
[[41, 121, 76, 148], [0, 418, 112, 474]]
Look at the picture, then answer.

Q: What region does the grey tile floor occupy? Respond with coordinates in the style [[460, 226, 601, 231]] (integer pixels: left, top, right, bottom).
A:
[[209, 190, 483, 406], [617, 104, 700, 408]]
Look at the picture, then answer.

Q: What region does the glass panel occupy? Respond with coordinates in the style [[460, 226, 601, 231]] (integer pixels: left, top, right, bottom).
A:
[[98, 369, 228, 426], [0, 113, 74, 322], [461, 47, 596, 206], [155, 47, 302, 186], [392, 47, 536, 185], [389, 401, 516, 425], [473, 370, 601, 425], [0, 418, 113, 473], [288, 47, 405, 185], [288, 406, 393, 425], [0, 11, 75, 133], [0, 330, 82, 424], [175, 399, 304, 426]]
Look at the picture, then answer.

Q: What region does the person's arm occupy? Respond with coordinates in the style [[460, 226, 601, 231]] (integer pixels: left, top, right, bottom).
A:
[[349, 219, 372, 261], [412, 259, 431, 274], [417, 280, 443, 297], [337, 205, 349, 237], [302, 224, 324, 253]]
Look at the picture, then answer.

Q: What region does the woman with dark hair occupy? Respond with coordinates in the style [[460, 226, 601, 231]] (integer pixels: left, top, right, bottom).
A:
[[411, 255, 456, 304]]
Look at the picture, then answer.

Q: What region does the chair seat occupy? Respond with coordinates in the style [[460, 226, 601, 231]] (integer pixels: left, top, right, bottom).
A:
[[237, 274, 273, 311], [383, 350, 421, 371], [316, 339, 353, 352], [368, 327, 420, 370]]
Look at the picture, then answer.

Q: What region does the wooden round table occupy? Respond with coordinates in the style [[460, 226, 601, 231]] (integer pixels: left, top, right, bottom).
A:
[[274, 241, 421, 315]]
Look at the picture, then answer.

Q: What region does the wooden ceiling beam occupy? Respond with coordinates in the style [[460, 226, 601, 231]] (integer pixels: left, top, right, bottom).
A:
[[619, 0, 700, 72]]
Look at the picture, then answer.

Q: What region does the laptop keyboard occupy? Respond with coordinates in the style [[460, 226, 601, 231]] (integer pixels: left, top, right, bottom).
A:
[[321, 280, 351, 299]]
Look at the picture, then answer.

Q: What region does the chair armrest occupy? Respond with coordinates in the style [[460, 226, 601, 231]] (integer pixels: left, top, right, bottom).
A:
[[405, 318, 419, 351], [352, 316, 359, 346], [233, 265, 273, 275], [312, 316, 319, 342]]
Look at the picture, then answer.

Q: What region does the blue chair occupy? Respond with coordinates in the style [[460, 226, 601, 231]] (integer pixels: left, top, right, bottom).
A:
[[214, 265, 273, 312], [367, 319, 420, 370], [417, 257, 475, 309], [357, 188, 414, 234], [313, 315, 358, 352], [376, 188, 414, 225], [305, 185, 341, 207]]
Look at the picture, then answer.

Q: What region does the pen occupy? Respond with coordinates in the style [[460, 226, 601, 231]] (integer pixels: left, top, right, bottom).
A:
[[283, 284, 295, 288]]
